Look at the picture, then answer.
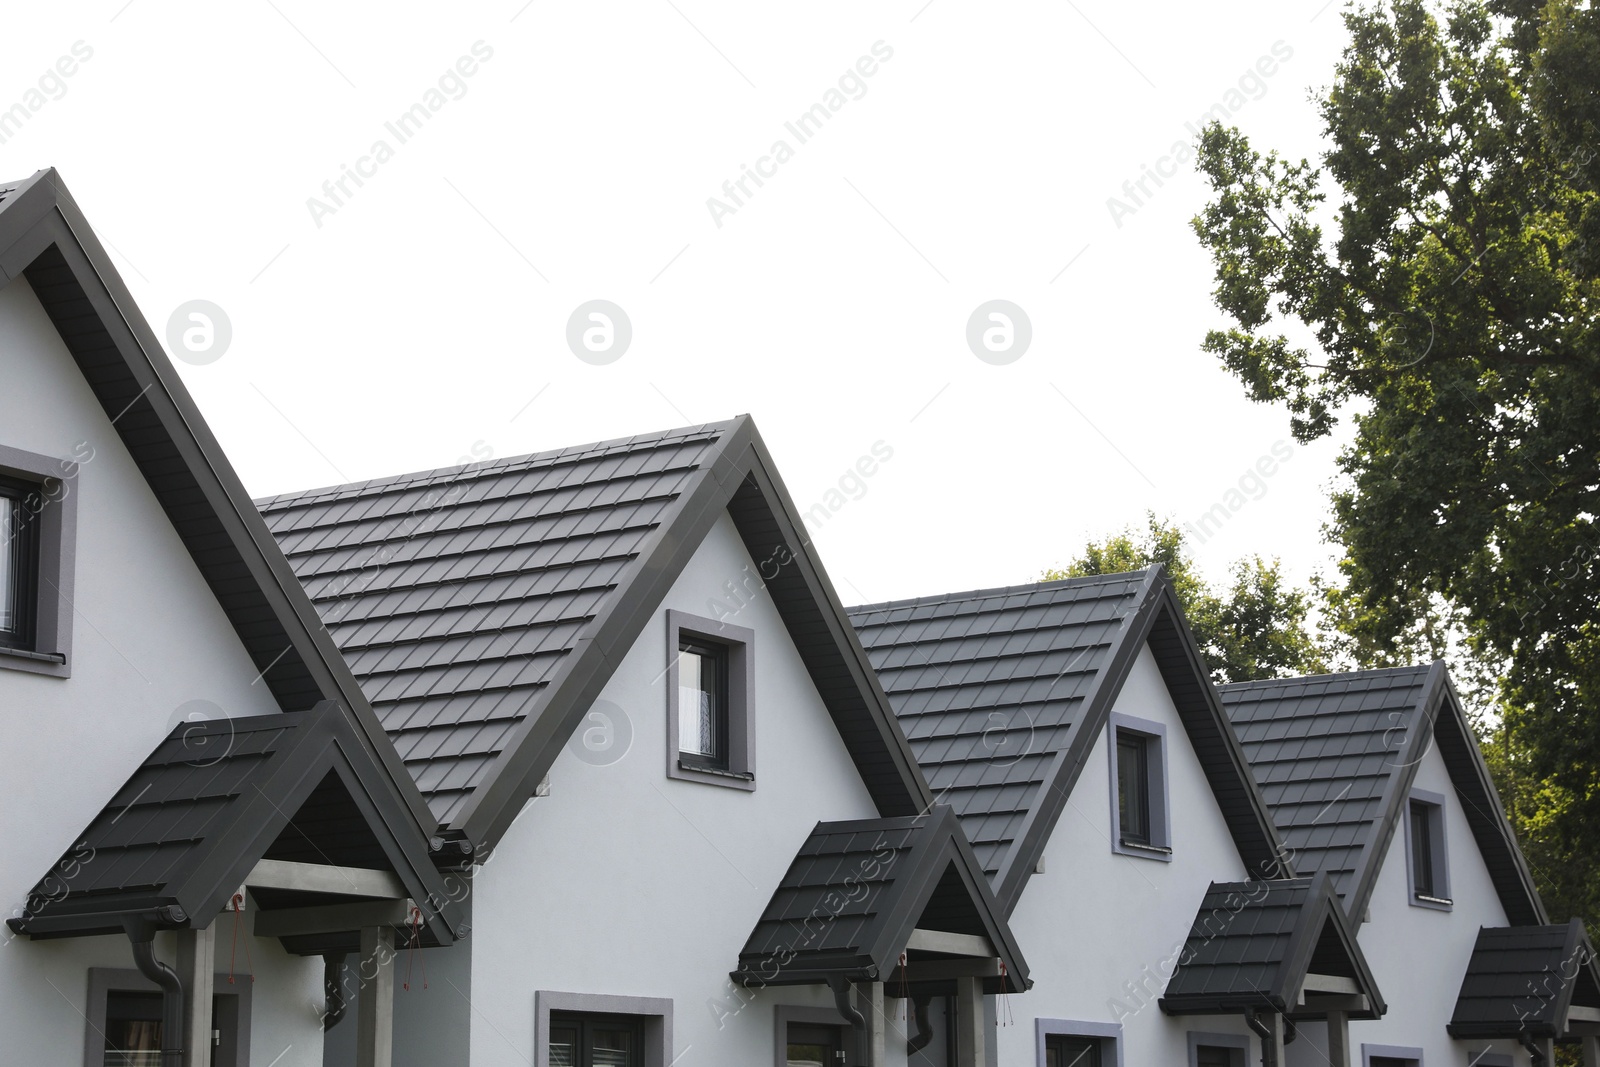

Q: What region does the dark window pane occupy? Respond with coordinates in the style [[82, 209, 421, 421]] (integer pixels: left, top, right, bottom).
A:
[[104, 991, 164, 1067], [679, 643, 726, 765], [590, 1027, 634, 1067], [788, 1023, 842, 1067], [1411, 802, 1434, 896], [1117, 733, 1149, 844], [1046, 1036, 1101, 1067], [1370, 1058, 1417, 1067], [550, 1025, 579, 1067], [1196, 1045, 1236, 1067], [0, 482, 38, 649]]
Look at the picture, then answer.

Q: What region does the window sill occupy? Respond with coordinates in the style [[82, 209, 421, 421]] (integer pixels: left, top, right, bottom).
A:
[[669, 757, 756, 791], [0, 644, 69, 677], [1114, 838, 1173, 861], [1411, 892, 1453, 911]]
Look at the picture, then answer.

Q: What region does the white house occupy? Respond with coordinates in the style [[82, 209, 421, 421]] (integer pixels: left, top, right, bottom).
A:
[[6, 166, 1596, 1067], [0, 169, 463, 1067], [1220, 665, 1600, 1067], [847, 571, 1386, 1067]]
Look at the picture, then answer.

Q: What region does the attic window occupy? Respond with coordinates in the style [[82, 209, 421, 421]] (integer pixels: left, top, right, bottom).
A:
[[1108, 713, 1171, 860], [0, 476, 39, 650], [0, 444, 77, 678], [1405, 789, 1451, 910], [666, 610, 755, 791]]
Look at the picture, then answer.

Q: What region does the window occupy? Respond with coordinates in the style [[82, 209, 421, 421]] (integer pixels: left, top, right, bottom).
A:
[[1117, 733, 1149, 845], [1046, 1036, 1101, 1067], [785, 1022, 845, 1067], [551, 1013, 645, 1067], [1405, 789, 1452, 909], [665, 610, 754, 790], [678, 641, 727, 767], [1361, 1044, 1423, 1067], [535, 991, 670, 1067], [1036, 1019, 1121, 1067], [0, 476, 40, 651], [87, 968, 250, 1067], [1188, 1032, 1249, 1067], [1106, 713, 1170, 859], [0, 443, 77, 677]]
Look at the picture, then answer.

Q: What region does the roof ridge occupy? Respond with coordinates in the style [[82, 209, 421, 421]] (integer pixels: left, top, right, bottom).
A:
[[1217, 663, 1435, 692], [254, 418, 741, 510], [846, 570, 1153, 615]]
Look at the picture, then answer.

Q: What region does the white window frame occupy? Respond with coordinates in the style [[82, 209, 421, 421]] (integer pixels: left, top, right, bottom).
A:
[[1036, 1017, 1122, 1067], [1404, 787, 1452, 910], [665, 609, 755, 790], [1106, 711, 1172, 860]]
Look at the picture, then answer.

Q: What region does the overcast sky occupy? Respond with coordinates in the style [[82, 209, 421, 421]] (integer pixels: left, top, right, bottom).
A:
[[2, 1, 1358, 606]]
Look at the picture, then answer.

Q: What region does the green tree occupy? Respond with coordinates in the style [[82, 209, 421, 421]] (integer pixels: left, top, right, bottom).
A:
[[1044, 516, 1327, 684], [1192, 0, 1600, 925]]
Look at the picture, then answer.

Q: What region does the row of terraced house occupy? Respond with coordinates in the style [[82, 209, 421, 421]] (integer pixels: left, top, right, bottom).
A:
[[2, 168, 1598, 1067]]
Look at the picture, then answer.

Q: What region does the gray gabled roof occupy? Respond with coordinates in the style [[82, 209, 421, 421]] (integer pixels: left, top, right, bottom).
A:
[[849, 570, 1286, 913], [257, 415, 932, 851], [8, 703, 461, 947], [731, 806, 1029, 994], [0, 171, 432, 836], [1448, 921, 1600, 1039], [1160, 873, 1385, 1020], [1220, 663, 1546, 925], [0, 169, 444, 927]]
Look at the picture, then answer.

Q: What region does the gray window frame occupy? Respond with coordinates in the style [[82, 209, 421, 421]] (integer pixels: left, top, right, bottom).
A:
[[1404, 787, 1453, 910], [85, 966, 252, 1067], [774, 1003, 853, 1067], [1361, 1043, 1424, 1067], [534, 990, 672, 1067], [0, 442, 77, 678], [1036, 1018, 1122, 1067], [1106, 712, 1171, 860], [1188, 1030, 1249, 1067], [666, 609, 755, 791]]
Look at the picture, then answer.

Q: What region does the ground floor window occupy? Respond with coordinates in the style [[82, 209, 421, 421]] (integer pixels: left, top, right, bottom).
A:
[[1046, 1035, 1102, 1067], [1361, 1045, 1423, 1067], [88, 968, 250, 1067], [785, 1021, 845, 1066], [1188, 1031, 1249, 1067], [535, 991, 671, 1067], [1037, 1019, 1121, 1067], [550, 1012, 645, 1067]]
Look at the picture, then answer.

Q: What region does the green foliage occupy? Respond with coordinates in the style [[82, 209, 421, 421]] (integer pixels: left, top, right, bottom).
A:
[[1193, 0, 1600, 926], [1044, 516, 1327, 684]]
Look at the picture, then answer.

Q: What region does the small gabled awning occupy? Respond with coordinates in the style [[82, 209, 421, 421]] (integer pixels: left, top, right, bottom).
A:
[[8, 702, 461, 952], [731, 806, 1029, 996], [1160, 872, 1384, 1020], [1448, 921, 1600, 1040]]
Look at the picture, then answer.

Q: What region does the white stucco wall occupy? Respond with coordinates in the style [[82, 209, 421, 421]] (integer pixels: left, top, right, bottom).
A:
[[1305, 738, 1526, 1067], [458, 512, 918, 1067], [999, 643, 1259, 1067], [0, 275, 322, 1066]]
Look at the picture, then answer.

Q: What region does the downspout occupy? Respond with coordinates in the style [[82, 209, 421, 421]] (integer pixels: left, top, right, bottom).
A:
[[906, 993, 934, 1055], [1284, 1018, 1297, 1045], [323, 952, 349, 1030], [1520, 1031, 1546, 1065], [1245, 1010, 1277, 1067], [124, 918, 184, 1067], [827, 975, 867, 1028]]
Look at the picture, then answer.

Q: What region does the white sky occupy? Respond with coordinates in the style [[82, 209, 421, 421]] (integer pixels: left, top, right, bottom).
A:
[[1, 0, 1358, 606]]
